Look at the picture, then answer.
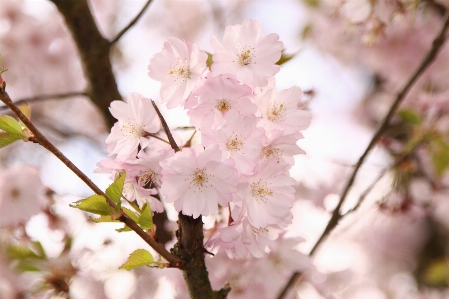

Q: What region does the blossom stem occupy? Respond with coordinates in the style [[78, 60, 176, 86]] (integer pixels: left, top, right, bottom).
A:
[[143, 131, 170, 145], [277, 11, 449, 299], [151, 100, 180, 152], [0, 89, 182, 267]]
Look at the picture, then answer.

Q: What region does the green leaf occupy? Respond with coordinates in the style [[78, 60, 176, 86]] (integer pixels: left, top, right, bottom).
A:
[[116, 225, 132, 232], [0, 115, 26, 135], [139, 203, 153, 230], [18, 104, 31, 128], [114, 208, 140, 232], [301, 24, 312, 40], [431, 137, 449, 176], [0, 132, 24, 149], [16, 261, 42, 272], [106, 172, 125, 205], [302, 0, 320, 8], [206, 52, 213, 68], [70, 194, 115, 216], [422, 259, 448, 287], [123, 207, 140, 223], [276, 51, 297, 66], [119, 249, 154, 271], [90, 215, 120, 223], [397, 109, 422, 125], [32, 241, 46, 259], [7, 245, 41, 260]]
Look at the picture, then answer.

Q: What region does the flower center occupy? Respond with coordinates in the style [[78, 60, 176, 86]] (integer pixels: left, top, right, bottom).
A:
[[250, 180, 273, 203], [169, 59, 191, 82], [187, 168, 212, 192], [121, 119, 144, 138], [236, 46, 255, 66], [138, 169, 159, 188], [266, 102, 286, 122], [215, 99, 232, 113], [226, 136, 244, 152], [252, 226, 269, 236], [261, 145, 281, 161]]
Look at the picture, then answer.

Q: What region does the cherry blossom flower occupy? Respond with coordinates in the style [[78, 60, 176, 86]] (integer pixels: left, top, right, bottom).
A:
[[185, 74, 256, 129], [238, 158, 296, 228], [160, 144, 238, 218], [260, 130, 305, 166], [210, 19, 283, 87], [127, 150, 174, 189], [212, 218, 282, 259], [105, 93, 160, 159], [0, 165, 47, 227], [122, 183, 163, 212], [148, 37, 208, 108], [256, 86, 311, 135], [202, 110, 266, 175]]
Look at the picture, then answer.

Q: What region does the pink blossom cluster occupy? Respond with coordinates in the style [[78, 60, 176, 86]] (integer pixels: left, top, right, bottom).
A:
[[98, 19, 311, 258]]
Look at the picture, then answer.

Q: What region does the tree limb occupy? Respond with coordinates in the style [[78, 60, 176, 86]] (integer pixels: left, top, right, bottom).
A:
[[49, 0, 120, 128], [276, 12, 449, 299]]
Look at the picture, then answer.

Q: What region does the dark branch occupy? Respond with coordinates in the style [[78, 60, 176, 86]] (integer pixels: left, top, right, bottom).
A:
[[276, 12, 449, 299], [49, 0, 121, 128], [110, 0, 153, 45]]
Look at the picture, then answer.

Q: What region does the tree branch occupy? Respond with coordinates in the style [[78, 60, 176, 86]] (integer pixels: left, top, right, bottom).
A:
[[0, 89, 181, 267], [151, 100, 180, 152], [0, 91, 88, 111], [341, 169, 387, 216], [49, 0, 120, 128], [110, 0, 153, 45], [276, 12, 449, 299]]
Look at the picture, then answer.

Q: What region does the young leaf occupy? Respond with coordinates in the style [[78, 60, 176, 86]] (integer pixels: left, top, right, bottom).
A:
[[113, 208, 140, 232], [0, 115, 26, 136], [90, 215, 120, 223], [7, 245, 41, 260], [116, 225, 132, 232], [18, 104, 31, 128], [139, 203, 153, 230], [276, 51, 297, 66], [397, 109, 422, 125], [206, 52, 213, 68], [119, 249, 154, 271], [0, 132, 24, 149], [123, 207, 140, 223], [106, 172, 126, 204], [70, 195, 115, 215], [431, 137, 449, 176]]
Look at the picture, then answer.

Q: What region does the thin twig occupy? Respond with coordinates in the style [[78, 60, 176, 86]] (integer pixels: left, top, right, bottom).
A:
[[0, 91, 88, 111], [144, 132, 170, 145], [151, 100, 180, 152], [110, 0, 153, 45], [277, 12, 449, 299], [0, 90, 181, 267], [342, 169, 387, 216]]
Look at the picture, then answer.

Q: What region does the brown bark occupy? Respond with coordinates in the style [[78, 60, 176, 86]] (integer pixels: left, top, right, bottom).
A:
[[49, 0, 120, 128], [174, 214, 214, 299]]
